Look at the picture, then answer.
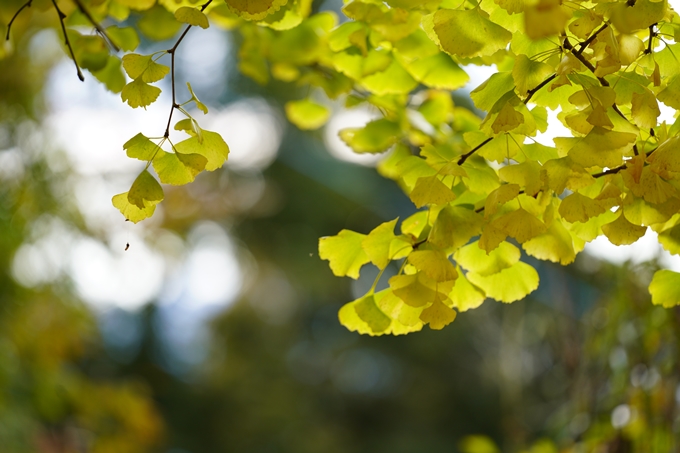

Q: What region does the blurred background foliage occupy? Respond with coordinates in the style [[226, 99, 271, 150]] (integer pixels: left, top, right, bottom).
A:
[[0, 1, 679, 452]]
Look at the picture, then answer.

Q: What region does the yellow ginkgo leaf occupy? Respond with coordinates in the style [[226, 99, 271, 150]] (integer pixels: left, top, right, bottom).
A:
[[430, 8, 511, 58], [622, 166, 678, 205], [448, 268, 486, 312], [485, 184, 521, 218], [568, 127, 637, 169], [649, 270, 680, 308], [430, 206, 485, 250], [362, 219, 412, 269], [455, 240, 520, 276], [631, 89, 660, 130], [408, 249, 458, 282], [409, 175, 456, 208], [225, 0, 289, 20], [491, 208, 547, 243], [420, 296, 457, 330], [339, 293, 391, 335], [522, 220, 579, 265], [602, 211, 647, 245], [558, 192, 607, 223], [648, 136, 680, 179], [389, 273, 441, 307], [512, 54, 554, 96], [318, 230, 370, 279], [491, 102, 525, 134], [467, 261, 539, 303]]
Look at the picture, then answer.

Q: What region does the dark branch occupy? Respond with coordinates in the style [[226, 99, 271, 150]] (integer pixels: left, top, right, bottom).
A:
[[457, 137, 492, 166], [563, 37, 609, 86], [576, 24, 608, 55], [164, 0, 213, 138], [6, 0, 32, 41], [645, 24, 656, 55], [51, 0, 84, 82], [592, 165, 625, 178], [72, 0, 120, 52], [524, 74, 556, 104]]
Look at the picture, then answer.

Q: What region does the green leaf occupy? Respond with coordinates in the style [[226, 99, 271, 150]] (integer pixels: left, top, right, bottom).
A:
[[152, 151, 208, 185], [91, 56, 126, 94], [138, 5, 182, 41], [121, 53, 170, 83], [112, 192, 156, 223], [174, 130, 229, 171], [175, 6, 210, 29], [649, 270, 680, 308], [362, 219, 412, 269], [339, 119, 401, 153], [285, 99, 330, 130], [123, 133, 159, 161], [359, 60, 419, 95], [121, 78, 161, 109], [319, 230, 370, 279], [512, 54, 553, 96], [429, 8, 511, 58], [225, 0, 289, 20], [401, 52, 469, 91], [186, 82, 208, 114], [409, 175, 456, 208], [106, 26, 140, 52], [127, 170, 164, 209], [467, 261, 539, 303]]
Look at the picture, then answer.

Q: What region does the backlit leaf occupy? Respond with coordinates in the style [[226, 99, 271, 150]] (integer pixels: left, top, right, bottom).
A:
[[174, 6, 210, 29], [127, 170, 164, 209], [409, 175, 456, 208], [419, 296, 456, 330], [602, 211, 647, 246], [174, 130, 229, 171], [454, 240, 520, 276], [121, 78, 161, 109], [319, 230, 370, 279], [430, 8, 511, 58], [467, 261, 539, 303], [408, 249, 458, 282], [649, 270, 680, 308], [285, 99, 330, 130]]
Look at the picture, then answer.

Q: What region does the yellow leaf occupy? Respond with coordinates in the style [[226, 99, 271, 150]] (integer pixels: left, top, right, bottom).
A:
[[648, 136, 680, 179], [544, 157, 595, 194], [419, 296, 456, 330], [568, 127, 637, 169], [285, 99, 330, 130], [174, 6, 210, 29], [430, 206, 485, 250], [362, 219, 412, 269], [558, 192, 607, 223], [491, 102, 525, 134], [491, 208, 547, 243], [479, 222, 508, 253], [631, 89, 660, 130], [649, 270, 680, 308], [339, 294, 391, 335], [524, 0, 571, 39], [121, 78, 161, 109], [602, 211, 647, 245], [409, 175, 456, 208], [430, 8, 511, 58], [225, 0, 289, 20], [408, 249, 458, 282], [112, 192, 156, 223], [522, 220, 578, 265], [467, 261, 539, 303], [622, 166, 678, 205], [512, 54, 554, 96], [485, 184, 521, 218], [319, 230, 370, 279], [454, 240, 520, 276], [390, 273, 440, 307], [449, 268, 486, 312]]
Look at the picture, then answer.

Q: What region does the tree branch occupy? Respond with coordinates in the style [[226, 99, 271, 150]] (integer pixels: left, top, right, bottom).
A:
[[51, 0, 84, 82], [576, 24, 608, 55], [71, 0, 119, 52], [5, 0, 32, 41], [163, 0, 213, 138], [457, 137, 492, 166], [645, 24, 656, 55], [524, 74, 556, 104]]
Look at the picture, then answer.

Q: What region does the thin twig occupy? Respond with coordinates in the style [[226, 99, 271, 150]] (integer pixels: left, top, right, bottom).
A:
[[563, 37, 609, 86], [51, 0, 84, 81], [6, 0, 32, 41], [645, 24, 656, 54], [164, 0, 213, 138], [576, 24, 608, 55], [524, 74, 557, 104], [458, 137, 492, 165], [72, 0, 119, 52]]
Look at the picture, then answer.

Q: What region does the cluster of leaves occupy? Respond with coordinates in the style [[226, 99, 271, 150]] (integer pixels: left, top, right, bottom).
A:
[[5, 0, 680, 334]]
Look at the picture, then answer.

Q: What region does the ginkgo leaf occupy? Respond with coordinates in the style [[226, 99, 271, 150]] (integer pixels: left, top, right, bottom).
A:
[[543, 157, 595, 194], [152, 151, 207, 185], [498, 161, 542, 196], [485, 184, 521, 217], [339, 119, 400, 153], [121, 78, 161, 109], [123, 133, 159, 161], [186, 82, 208, 114], [512, 54, 554, 96], [522, 220, 578, 265], [649, 270, 680, 308], [449, 268, 486, 312], [106, 26, 140, 52], [401, 52, 469, 91], [558, 192, 607, 223], [601, 211, 647, 246], [420, 296, 456, 330], [658, 76, 680, 109], [409, 175, 456, 208], [127, 170, 164, 209], [359, 60, 419, 95], [622, 167, 678, 205], [390, 273, 443, 307], [374, 290, 424, 333], [339, 293, 391, 335], [285, 99, 330, 130], [631, 89, 660, 129], [121, 53, 169, 83], [137, 5, 182, 40], [408, 249, 458, 282], [175, 6, 210, 29], [225, 0, 289, 20], [648, 136, 680, 179], [491, 208, 547, 243], [430, 206, 485, 250], [174, 130, 229, 171], [568, 127, 636, 169], [430, 8, 512, 58], [609, 0, 666, 34], [658, 223, 680, 255], [491, 102, 524, 134], [454, 240, 520, 276], [319, 230, 370, 279], [362, 219, 411, 269], [470, 72, 515, 112], [112, 192, 156, 223], [467, 261, 539, 303], [524, 0, 571, 39]]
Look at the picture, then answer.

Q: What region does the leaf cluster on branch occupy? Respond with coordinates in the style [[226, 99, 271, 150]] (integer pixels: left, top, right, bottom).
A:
[[4, 0, 680, 334]]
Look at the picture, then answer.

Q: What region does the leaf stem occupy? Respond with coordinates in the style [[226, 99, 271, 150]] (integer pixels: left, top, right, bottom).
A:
[[163, 0, 213, 138], [524, 74, 557, 104], [5, 0, 32, 41], [51, 0, 84, 82], [71, 0, 120, 52]]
